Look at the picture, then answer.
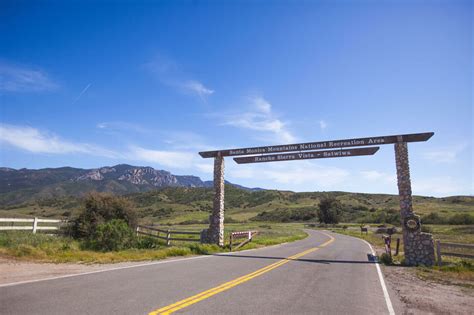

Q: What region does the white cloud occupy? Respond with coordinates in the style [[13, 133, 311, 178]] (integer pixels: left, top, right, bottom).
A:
[[0, 124, 119, 158], [228, 161, 349, 189], [145, 55, 214, 101], [360, 170, 396, 183], [97, 121, 150, 134], [412, 176, 469, 196], [422, 143, 469, 164], [0, 63, 58, 92], [127, 146, 197, 169], [253, 96, 272, 114], [0, 124, 214, 172], [182, 80, 214, 100], [222, 96, 296, 143], [319, 120, 328, 130], [195, 162, 214, 174]]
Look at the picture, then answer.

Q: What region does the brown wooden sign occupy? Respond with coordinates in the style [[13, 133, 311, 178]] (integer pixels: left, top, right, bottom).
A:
[[199, 132, 433, 158], [233, 147, 379, 164]]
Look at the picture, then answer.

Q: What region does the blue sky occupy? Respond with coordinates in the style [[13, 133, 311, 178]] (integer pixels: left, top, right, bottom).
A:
[[0, 0, 472, 197]]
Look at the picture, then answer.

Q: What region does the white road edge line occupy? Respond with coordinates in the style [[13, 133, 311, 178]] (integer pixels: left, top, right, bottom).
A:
[[0, 255, 209, 288], [0, 230, 312, 289], [360, 238, 396, 315]]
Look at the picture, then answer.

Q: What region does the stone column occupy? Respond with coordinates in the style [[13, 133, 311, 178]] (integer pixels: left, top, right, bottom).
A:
[[395, 141, 435, 266], [207, 155, 225, 246]]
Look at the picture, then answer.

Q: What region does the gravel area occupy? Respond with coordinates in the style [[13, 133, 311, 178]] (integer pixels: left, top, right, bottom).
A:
[[383, 265, 474, 315]]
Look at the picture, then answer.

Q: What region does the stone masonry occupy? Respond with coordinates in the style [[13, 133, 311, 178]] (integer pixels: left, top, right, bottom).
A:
[[395, 141, 435, 266], [202, 155, 225, 246]]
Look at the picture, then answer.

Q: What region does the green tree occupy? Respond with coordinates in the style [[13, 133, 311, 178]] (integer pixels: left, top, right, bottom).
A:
[[317, 196, 342, 224]]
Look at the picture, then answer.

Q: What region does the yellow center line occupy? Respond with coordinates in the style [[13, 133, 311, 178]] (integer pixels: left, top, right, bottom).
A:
[[149, 232, 335, 315]]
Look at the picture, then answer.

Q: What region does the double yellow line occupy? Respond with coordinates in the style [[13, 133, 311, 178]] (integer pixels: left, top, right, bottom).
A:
[[149, 233, 334, 315]]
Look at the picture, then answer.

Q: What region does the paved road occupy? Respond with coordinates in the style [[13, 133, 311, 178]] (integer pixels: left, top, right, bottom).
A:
[[1, 230, 398, 314]]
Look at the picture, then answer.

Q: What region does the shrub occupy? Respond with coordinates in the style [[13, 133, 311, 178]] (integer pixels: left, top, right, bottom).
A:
[[251, 207, 317, 222], [87, 219, 135, 251], [448, 213, 474, 225], [71, 193, 137, 239], [379, 253, 393, 265], [422, 212, 446, 224]]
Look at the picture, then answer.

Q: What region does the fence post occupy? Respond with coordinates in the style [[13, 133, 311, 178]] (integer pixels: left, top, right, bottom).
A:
[[230, 234, 233, 252], [436, 240, 442, 266], [395, 238, 400, 256], [166, 229, 171, 246], [32, 217, 38, 234], [136, 226, 139, 237]]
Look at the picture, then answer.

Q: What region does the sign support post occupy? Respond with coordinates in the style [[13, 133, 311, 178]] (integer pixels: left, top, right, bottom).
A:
[[394, 140, 435, 265], [202, 154, 225, 246]]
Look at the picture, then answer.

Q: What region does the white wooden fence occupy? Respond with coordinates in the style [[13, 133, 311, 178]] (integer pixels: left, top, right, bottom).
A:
[[0, 217, 65, 233], [136, 225, 201, 245]]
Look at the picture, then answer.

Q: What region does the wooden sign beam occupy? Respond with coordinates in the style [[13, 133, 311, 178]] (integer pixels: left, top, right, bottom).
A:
[[199, 132, 434, 158], [233, 147, 380, 164]]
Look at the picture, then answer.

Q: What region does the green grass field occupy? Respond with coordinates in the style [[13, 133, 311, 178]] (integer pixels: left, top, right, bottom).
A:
[[322, 224, 474, 285], [0, 223, 307, 263]]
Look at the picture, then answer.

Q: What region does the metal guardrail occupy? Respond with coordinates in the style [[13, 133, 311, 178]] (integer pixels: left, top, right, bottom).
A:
[[136, 225, 201, 246], [436, 240, 474, 266], [0, 217, 65, 233]]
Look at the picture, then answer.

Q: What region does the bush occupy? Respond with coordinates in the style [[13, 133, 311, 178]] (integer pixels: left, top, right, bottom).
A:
[[251, 207, 317, 222], [379, 253, 393, 265], [422, 212, 446, 224], [71, 193, 137, 239], [448, 213, 474, 225], [87, 219, 135, 251], [421, 225, 432, 233], [317, 196, 342, 224]]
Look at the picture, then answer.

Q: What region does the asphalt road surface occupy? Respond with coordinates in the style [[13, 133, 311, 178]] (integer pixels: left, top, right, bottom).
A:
[[1, 230, 399, 314]]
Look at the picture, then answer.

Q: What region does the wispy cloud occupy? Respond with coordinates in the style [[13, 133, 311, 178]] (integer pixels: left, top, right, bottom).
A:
[[221, 96, 296, 143], [182, 80, 214, 100], [127, 146, 196, 169], [422, 143, 469, 164], [360, 170, 396, 183], [145, 55, 214, 101], [71, 83, 91, 105], [0, 124, 119, 158], [412, 176, 469, 196], [228, 161, 349, 188], [162, 131, 215, 151], [0, 63, 58, 92], [319, 120, 328, 131], [97, 121, 151, 134]]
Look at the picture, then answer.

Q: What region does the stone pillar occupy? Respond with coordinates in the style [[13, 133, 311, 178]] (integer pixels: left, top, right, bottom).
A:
[[206, 155, 225, 246], [395, 141, 435, 266]]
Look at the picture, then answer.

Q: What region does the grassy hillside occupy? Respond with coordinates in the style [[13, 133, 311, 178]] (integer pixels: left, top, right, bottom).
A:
[[1, 185, 472, 226]]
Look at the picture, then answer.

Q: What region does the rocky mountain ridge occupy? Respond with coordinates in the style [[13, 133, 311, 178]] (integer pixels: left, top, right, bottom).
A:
[[0, 164, 258, 205]]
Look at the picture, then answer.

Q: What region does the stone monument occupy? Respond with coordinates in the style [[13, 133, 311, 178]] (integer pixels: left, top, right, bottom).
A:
[[395, 140, 435, 266]]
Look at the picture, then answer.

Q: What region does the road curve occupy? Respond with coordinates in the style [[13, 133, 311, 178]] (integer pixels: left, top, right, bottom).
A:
[[0, 230, 398, 314]]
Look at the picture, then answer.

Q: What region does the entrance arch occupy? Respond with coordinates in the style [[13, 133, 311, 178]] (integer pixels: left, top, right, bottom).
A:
[[199, 132, 435, 266]]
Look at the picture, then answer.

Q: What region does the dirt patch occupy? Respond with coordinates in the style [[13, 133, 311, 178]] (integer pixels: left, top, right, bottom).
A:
[[383, 264, 474, 314], [0, 257, 150, 285]]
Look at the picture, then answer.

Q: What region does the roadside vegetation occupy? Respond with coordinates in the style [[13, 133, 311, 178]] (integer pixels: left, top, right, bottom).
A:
[[320, 224, 474, 286], [0, 188, 472, 274], [0, 193, 307, 263], [2, 186, 473, 227]]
